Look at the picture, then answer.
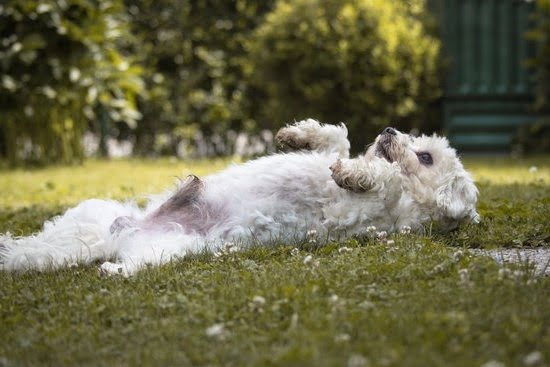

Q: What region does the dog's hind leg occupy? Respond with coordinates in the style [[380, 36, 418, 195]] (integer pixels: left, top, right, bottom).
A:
[[1, 199, 141, 271], [275, 119, 350, 158], [99, 231, 207, 276]]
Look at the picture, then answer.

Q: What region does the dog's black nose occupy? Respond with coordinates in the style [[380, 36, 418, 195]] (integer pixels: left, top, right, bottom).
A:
[[384, 127, 397, 135]]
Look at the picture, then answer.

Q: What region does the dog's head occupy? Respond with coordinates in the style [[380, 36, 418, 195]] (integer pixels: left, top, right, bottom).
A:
[[365, 127, 479, 230]]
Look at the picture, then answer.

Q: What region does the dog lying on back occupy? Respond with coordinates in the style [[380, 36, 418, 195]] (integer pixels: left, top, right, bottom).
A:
[[0, 119, 478, 276]]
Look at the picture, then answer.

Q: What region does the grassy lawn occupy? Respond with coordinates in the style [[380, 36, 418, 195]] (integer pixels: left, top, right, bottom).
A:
[[0, 156, 549, 366]]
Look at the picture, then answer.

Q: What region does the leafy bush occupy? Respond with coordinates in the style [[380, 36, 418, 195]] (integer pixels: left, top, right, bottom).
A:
[[523, 0, 550, 153], [246, 0, 441, 150], [125, 0, 275, 155], [0, 0, 144, 165]]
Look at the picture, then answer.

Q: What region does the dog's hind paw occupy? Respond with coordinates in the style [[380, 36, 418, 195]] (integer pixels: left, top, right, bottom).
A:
[[275, 127, 312, 152]]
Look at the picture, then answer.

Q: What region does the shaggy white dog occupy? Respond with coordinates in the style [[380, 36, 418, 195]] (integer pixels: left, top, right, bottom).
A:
[[0, 119, 479, 276]]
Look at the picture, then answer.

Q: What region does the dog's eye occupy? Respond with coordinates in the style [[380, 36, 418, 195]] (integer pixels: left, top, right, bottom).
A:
[[416, 152, 433, 165]]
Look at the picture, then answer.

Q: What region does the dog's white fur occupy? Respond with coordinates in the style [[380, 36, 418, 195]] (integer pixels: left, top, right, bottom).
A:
[[0, 119, 478, 276]]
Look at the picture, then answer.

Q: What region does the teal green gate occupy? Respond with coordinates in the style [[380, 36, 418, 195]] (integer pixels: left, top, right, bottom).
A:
[[434, 0, 537, 152]]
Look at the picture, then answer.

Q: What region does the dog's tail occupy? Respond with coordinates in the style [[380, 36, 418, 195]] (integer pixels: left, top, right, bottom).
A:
[[0, 199, 142, 271]]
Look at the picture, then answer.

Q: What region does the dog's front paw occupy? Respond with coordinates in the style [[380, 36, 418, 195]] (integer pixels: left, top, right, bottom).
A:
[[330, 159, 372, 193]]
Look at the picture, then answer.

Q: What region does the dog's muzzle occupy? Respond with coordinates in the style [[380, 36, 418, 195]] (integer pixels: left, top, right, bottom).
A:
[[375, 127, 397, 162]]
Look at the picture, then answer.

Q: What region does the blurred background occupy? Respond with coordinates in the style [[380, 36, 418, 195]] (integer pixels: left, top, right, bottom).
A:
[[0, 0, 548, 166]]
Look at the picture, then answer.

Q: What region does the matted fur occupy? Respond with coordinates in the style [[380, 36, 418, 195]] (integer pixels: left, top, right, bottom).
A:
[[0, 119, 478, 276]]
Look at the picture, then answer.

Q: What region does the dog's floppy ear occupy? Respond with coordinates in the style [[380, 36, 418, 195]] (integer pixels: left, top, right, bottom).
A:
[[436, 171, 479, 229]]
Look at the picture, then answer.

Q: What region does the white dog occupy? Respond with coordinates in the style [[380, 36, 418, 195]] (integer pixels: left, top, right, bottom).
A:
[[0, 119, 478, 276]]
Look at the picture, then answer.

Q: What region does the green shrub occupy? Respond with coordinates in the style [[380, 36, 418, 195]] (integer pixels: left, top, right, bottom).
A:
[[523, 0, 550, 153], [125, 0, 275, 155], [246, 0, 441, 150], [0, 0, 144, 165]]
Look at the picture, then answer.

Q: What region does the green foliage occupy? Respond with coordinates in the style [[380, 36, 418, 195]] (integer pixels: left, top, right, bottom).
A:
[[125, 0, 275, 154], [0, 157, 548, 366], [523, 0, 550, 153], [0, 0, 144, 165], [246, 0, 441, 149]]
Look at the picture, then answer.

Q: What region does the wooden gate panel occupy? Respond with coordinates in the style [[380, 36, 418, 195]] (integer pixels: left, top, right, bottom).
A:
[[438, 0, 537, 151]]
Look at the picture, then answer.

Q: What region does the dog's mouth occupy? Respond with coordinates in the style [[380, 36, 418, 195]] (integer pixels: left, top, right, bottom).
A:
[[375, 136, 394, 163]]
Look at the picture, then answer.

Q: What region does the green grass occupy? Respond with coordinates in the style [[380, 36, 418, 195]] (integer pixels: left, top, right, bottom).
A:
[[0, 156, 549, 366]]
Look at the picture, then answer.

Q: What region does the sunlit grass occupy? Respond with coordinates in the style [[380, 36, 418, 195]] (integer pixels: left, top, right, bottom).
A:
[[0, 157, 235, 208], [464, 156, 549, 185]]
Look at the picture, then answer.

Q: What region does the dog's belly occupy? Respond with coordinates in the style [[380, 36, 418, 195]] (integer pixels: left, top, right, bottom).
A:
[[198, 151, 341, 239], [125, 151, 344, 239]]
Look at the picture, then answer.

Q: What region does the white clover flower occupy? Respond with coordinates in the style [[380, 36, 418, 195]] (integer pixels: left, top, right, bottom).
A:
[[303, 255, 313, 265], [386, 239, 395, 246], [223, 242, 239, 254], [348, 354, 369, 367], [452, 250, 465, 262], [306, 229, 317, 237], [306, 229, 318, 244], [205, 323, 227, 339], [329, 294, 339, 303], [458, 268, 470, 284], [252, 295, 266, 306], [513, 270, 524, 281], [290, 248, 300, 256], [334, 333, 351, 343], [249, 295, 267, 312], [358, 300, 375, 310], [338, 246, 352, 253], [498, 267, 511, 280], [376, 231, 387, 240], [432, 263, 445, 273], [400, 225, 412, 234], [523, 351, 543, 366], [481, 360, 505, 367], [529, 166, 538, 173], [366, 226, 376, 233]]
